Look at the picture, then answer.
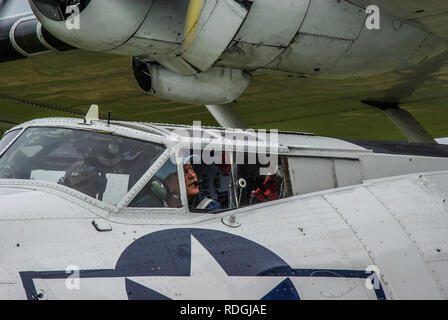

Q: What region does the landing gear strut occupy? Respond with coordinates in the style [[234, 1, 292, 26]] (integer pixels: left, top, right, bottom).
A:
[[205, 104, 248, 129], [364, 100, 436, 144]]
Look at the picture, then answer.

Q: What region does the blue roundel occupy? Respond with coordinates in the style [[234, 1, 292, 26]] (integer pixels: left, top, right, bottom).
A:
[[114, 228, 300, 300]]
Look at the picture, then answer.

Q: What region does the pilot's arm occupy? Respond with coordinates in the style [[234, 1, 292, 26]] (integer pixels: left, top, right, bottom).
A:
[[164, 173, 182, 208]]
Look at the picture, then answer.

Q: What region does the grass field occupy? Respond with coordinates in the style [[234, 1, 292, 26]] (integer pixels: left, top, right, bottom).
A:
[[3, 96, 448, 141], [1, 50, 447, 141]]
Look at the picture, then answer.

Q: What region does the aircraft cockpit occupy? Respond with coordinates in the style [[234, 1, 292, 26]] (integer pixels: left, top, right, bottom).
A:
[[128, 149, 291, 213], [0, 120, 292, 216], [0, 126, 165, 205]]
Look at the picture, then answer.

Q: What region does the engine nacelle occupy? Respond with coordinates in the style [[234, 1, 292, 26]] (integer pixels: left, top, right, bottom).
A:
[[28, 0, 153, 51], [28, 0, 447, 82], [132, 59, 251, 105]]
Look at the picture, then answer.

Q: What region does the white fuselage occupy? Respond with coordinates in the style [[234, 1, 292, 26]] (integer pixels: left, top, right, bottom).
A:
[[1, 170, 447, 299], [0, 118, 447, 300]]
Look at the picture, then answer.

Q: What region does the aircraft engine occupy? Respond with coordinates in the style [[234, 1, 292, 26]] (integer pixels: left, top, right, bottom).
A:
[[27, 0, 154, 51], [132, 59, 251, 105], [216, 0, 447, 78], [28, 0, 251, 74], [27, 0, 447, 96]]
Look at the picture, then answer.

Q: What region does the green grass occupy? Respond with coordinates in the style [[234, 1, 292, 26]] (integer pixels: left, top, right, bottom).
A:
[[1, 50, 447, 141], [0, 100, 78, 126]]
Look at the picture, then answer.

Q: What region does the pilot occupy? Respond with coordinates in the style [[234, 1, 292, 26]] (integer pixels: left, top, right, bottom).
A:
[[163, 163, 222, 211], [58, 160, 104, 199]]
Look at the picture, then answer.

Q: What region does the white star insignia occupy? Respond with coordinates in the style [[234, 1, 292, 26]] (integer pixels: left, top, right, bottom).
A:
[[128, 235, 288, 300]]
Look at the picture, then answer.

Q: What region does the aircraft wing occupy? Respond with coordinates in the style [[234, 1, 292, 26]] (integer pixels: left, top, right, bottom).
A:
[[366, 0, 448, 38], [0, 0, 447, 141]]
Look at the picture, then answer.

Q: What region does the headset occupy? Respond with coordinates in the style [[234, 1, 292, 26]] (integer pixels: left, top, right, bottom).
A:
[[149, 178, 169, 201]]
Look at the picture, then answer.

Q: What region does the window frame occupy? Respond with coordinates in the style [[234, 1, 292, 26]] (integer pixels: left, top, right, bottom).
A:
[[0, 124, 169, 212], [0, 127, 25, 157], [118, 147, 188, 213], [177, 148, 290, 214]]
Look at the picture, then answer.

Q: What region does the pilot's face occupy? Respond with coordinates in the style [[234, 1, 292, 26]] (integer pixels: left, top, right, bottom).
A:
[[184, 164, 199, 200]]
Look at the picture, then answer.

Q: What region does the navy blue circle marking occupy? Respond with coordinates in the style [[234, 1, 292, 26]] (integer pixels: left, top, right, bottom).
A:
[[116, 228, 300, 300], [20, 228, 386, 300]]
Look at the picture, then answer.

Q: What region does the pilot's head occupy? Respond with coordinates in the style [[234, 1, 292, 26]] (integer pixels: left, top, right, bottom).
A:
[[183, 164, 200, 201], [163, 164, 200, 202], [62, 160, 101, 198]]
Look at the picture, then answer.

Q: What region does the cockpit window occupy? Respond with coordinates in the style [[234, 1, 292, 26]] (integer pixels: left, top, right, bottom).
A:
[[129, 159, 182, 208], [235, 159, 289, 207], [184, 150, 291, 213], [0, 129, 21, 153], [0, 127, 165, 205]]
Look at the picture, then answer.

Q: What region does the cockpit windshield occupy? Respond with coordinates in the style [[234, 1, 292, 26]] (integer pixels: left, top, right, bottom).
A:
[[0, 129, 21, 153], [0, 127, 165, 205]]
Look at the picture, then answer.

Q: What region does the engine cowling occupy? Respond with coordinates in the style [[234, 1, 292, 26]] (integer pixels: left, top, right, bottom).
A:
[[28, 0, 154, 51], [132, 58, 251, 105], [28, 0, 447, 99]]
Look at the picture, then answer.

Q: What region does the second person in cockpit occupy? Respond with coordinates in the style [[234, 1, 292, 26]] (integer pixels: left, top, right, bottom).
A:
[[164, 163, 222, 211]]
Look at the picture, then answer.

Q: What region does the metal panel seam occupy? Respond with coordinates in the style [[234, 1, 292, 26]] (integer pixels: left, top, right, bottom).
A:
[[263, 0, 312, 68], [365, 183, 447, 298], [321, 193, 393, 298]]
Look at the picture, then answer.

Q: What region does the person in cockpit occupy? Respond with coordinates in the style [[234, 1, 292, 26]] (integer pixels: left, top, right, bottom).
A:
[[164, 163, 222, 211], [58, 160, 105, 199]]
